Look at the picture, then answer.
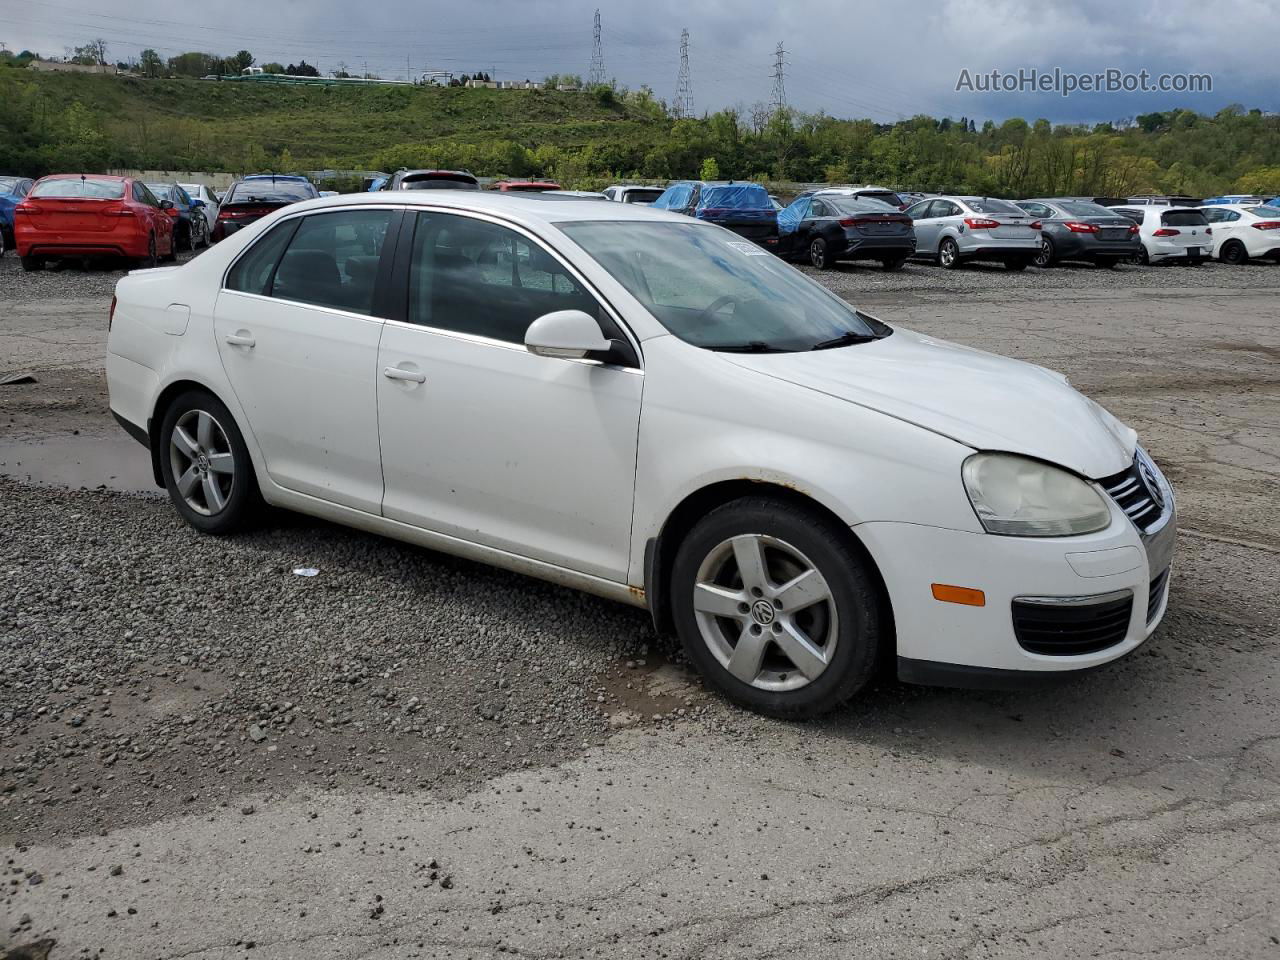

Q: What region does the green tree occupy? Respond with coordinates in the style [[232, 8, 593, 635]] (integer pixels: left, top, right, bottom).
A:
[[230, 50, 255, 73], [139, 49, 163, 78], [699, 156, 720, 180]]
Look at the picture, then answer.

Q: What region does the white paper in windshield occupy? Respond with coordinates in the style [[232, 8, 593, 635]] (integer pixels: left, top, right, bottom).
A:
[[726, 241, 769, 257]]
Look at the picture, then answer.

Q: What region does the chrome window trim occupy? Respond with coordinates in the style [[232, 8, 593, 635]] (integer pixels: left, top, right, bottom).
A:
[[217, 289, 388, 326]]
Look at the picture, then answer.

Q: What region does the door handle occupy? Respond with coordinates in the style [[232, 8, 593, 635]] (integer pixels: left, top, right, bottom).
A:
[[383, 366, 426, 383], [224, 333, 256, 347]]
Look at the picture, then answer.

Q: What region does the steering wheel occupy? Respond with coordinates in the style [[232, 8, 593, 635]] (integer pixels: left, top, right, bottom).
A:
[[695, 294, 742, 326]]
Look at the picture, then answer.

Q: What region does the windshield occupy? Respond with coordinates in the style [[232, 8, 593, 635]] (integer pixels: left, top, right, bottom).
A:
[[31, 178, 125, 200], [965, 198, 1026, 216], [1246, 205, 1280, 217], [145, 183, 176, 201], [1058, 201, 1116, 217], [226, 180, 317, 203], [622, 188, 664, 204], [0, 177, 22, 194], [560, 221, 887, 352]]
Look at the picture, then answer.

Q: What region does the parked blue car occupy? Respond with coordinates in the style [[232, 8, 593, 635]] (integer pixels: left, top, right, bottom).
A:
[[651, 180, 779, 248], [0, 175, 35, 258], [145, 181, 209, 251], [1201, 195, 1274, 205]]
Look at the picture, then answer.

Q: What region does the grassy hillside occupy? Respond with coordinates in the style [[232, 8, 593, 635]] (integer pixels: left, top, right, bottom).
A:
[[0, 69, 670, 178]]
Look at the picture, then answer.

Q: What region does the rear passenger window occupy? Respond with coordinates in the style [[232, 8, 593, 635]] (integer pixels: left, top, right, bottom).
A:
[[226, 220, 299, 296], [270, 209, 394, 315], [406, 212, 608, 345]]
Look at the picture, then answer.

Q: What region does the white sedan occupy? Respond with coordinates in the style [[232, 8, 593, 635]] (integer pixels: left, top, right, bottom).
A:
[[1199, 203, 1280, 264], [105, 192, 1176, 717]]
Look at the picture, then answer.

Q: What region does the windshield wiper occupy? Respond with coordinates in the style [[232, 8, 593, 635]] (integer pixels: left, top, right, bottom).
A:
[[810, 331, 880, 351], [712, 341, 788, 353]]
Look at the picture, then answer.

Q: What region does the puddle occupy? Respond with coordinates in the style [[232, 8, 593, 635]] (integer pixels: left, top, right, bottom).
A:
[[0, 435, 158, 493]]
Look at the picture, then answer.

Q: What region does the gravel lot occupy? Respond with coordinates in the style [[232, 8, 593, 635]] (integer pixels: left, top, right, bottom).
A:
[[2, 251, 1279, 959]]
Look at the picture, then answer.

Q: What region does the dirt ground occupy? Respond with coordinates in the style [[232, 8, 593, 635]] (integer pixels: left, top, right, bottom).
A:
[[2, 253, 1278, 959]]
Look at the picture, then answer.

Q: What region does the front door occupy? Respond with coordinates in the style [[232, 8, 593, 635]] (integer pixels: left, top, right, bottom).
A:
[[214, 207, 398, 513], [376, 211, 643, 581]]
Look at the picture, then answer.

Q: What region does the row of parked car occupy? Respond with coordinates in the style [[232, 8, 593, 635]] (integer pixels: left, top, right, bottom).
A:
[[5, 168, 1279, 272]]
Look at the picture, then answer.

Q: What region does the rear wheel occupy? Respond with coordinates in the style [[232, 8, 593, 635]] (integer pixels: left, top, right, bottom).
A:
[[808, 237, 831, 270], [159, 390, 262, 535], [881, 257, 906, 272], [1033, 237, 1056, 267], [20, 255, 43, 272], [136, 234, 158, 269], [671, 497, 883, 718], [1133, 246, 1150, 266], [1220, 241, 1248, 266], [938, 237, 961, 269]]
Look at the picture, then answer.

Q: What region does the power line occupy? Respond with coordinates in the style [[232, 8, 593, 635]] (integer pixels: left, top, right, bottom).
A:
[[674, 28, 693, 119], [587, 8, 605, 86], [770, 41, 786, 114]]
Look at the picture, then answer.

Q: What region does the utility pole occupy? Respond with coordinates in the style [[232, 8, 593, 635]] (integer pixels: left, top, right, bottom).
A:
[[588, 8, 605, 87], [674, 28, 693, 118], [770, 42, 787, 114]]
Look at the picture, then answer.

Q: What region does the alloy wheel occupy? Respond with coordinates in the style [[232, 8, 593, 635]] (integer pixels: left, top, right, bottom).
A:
[[691, 534, 838, 692], [809, 238, 828, 269], [168, 409, 236, 515], [939, 239, 958, 268], [1034, 239, 1053, 267]]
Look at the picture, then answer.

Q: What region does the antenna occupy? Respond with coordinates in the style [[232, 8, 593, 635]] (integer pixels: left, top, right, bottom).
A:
[[675, 28, 693, 119], [588, 9, 606, 87], [770, 42, 787, 114]]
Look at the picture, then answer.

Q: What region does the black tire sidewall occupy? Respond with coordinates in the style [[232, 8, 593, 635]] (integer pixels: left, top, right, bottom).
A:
[[809, 237, 828, 269], [1222, 242, 1245, 265], [158, 390, 260, 534], [671, 497, 883, 718], [1035, 237, 1054, 267], [939, 239, 960, 268]]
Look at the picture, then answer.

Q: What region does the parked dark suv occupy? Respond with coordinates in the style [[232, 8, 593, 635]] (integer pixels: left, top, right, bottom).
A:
[[651, 180, 779, 248], [381, 169, 480, 191], [213, 175, 319, 242]]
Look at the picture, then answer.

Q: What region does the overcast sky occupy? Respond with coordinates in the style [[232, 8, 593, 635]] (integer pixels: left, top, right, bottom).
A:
[[2, 0, 1274, 124]]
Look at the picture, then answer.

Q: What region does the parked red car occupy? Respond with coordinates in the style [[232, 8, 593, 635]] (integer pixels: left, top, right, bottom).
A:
[[14, 174, 175, 271], [492, 180, 562, 192]]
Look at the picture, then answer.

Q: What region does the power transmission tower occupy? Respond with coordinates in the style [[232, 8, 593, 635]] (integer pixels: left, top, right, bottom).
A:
[[674, 29, 693, 118], [588, 9, 606, 87], [770, 42, 787, 114]]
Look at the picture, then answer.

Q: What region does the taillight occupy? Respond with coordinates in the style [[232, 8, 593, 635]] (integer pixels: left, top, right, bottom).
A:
[[1152, 228, 1180, 237], [109, 295, 116, 331], [1028, 221, 1042, 230], [1128, 224, 1139, 234], [963, 217, 1000, 229], [1064, 221, 1099, 233], [1252, 221, 1280, 230]]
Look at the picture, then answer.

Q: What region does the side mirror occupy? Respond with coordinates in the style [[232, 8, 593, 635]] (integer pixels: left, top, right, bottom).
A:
[[524, 310, 611, 360], [191, 199, 205, 208], [160, 199, 175, 211]]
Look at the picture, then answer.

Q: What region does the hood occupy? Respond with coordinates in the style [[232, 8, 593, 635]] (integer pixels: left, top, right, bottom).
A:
[[723, 327, 1135, 479]]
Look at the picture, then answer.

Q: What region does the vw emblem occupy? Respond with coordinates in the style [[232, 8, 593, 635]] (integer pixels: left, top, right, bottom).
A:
[[751, 599, 776, 625], [1138, 458, 1164, 509]]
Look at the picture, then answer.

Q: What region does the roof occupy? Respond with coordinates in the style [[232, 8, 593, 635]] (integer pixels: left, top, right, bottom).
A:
[[38, 173, 126, 181], [266, 190, 696, 229]]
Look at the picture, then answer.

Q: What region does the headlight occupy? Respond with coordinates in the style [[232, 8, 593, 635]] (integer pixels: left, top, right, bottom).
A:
[[962, 453, 1111, 537]]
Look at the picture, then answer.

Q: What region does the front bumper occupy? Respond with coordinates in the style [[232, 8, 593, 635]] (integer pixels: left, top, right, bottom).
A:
[[855, 461, 1175, 680]]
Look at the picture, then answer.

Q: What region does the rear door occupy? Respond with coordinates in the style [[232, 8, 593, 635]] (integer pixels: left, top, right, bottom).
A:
[[213, 207, 401, 513]]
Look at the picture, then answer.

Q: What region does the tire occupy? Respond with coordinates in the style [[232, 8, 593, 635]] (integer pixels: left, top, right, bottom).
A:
[[1033, 237, 1056, 268], [21, 255, 43, 272], [178, 221, 193, 253], [136, 234, 158, 269], [1220, 241, 1247, 266], [161, 229, 177, 263], [0, 229, 7, 257], [881, 257, 906, 272], [938, 237, 961, 269], [158, 390, 263, 535], [1004, 257, 1030, 271], [808, 237, 830, 270], [1133, 246, 1150, 266], [671, 496, 883, 718]]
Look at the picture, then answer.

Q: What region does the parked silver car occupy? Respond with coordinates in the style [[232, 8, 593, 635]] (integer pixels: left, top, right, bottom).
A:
[[1015, 198, 1141, 268], [904, 196, 1041, 270]]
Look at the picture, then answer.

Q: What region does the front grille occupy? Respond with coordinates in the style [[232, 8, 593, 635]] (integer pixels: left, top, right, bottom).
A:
[[1012, 593, 1134, 656], [1147, 568, 1170, 623], [1098, 461, 1162, 532]]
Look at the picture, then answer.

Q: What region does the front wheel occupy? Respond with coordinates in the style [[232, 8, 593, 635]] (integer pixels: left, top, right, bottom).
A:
[[671, 497, 883, 718], [808, 237, 831, 270], [136, 234, 158, 269], [938, 237, 961, 269], [1033, 237, 1055, 268], [158, 390, 263, 535]]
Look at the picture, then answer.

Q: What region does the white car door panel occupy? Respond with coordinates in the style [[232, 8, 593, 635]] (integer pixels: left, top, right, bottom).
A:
[[213, 207, 397, 514], [377, 211, 642, 581]]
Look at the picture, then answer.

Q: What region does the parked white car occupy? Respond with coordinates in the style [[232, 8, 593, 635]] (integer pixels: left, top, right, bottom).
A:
[[1198, 203, 1280, 264], [601, 185, 666, 205], [1110, 206, 1211, 264], [179, 183, 220, 235], [105, 193, 1175, 717]]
